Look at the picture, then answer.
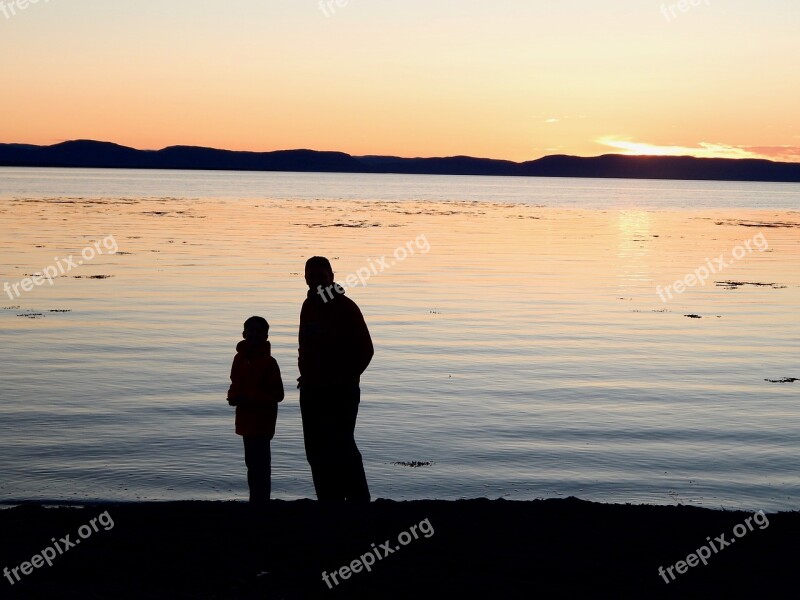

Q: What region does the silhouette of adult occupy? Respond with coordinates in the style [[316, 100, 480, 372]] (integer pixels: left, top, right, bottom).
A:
[[298, 256, 373, 502]]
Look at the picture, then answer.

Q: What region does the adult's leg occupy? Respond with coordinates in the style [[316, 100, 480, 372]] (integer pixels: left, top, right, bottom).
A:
[[300, 387, 343, 501], [243, 435, 271, 503], [331, 385, 370, 502]]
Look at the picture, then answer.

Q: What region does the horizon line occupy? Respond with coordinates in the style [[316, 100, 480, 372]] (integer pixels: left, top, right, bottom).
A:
[[2, 138, 797, 166]]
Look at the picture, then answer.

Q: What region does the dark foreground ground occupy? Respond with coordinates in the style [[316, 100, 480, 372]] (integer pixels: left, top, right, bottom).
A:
[[1, 498, 797, 599]]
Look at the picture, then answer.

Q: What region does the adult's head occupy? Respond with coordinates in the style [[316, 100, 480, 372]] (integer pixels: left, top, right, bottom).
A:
[[305, 256, 334, 290]]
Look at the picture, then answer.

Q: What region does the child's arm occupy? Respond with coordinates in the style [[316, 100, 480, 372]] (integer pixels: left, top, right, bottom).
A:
[[227, 354, 246, 406], [267, 358, 285, 403]]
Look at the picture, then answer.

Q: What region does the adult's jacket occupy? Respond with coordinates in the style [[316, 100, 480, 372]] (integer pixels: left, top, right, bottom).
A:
[[299, 284, 374, 387]]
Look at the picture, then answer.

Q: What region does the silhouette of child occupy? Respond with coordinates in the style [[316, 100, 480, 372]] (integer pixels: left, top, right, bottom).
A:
[[227, 316, 284, 504]]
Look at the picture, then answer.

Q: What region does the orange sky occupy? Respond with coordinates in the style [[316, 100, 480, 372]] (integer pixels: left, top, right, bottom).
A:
[[2, 1, 799, 162]]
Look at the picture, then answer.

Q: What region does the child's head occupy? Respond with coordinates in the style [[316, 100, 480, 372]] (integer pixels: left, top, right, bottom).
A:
[[243, 316, 269, 342]]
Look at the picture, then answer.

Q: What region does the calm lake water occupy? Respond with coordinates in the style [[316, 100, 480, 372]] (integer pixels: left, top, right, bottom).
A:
[[1, 168, 798, 510]]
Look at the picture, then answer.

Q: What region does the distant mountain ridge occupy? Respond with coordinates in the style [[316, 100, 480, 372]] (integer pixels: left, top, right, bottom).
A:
[[2, 139, 800, 182]]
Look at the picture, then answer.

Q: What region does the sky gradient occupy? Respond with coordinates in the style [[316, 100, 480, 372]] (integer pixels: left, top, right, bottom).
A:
[[2, 0, 799, 161]]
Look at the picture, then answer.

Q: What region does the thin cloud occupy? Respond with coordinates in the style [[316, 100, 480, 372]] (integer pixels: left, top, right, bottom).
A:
[[596, 137, 800, 162], [740, 145, 800, 162]]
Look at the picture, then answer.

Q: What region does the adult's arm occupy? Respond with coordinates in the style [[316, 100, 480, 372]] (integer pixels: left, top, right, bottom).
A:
[[348, 302, 374, 377], [297, 300, 308, 383]]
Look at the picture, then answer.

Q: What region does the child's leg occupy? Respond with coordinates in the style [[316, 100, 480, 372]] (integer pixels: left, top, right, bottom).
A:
[[243, 435, 271, 503]]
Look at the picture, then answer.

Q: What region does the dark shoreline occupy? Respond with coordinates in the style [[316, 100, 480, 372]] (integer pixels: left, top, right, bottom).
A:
[[3, 140, 800, 183], [1, 498, 797, 599]]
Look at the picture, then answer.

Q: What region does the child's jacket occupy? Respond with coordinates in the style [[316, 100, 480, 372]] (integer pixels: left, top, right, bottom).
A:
[[227, 339, 284, 437]]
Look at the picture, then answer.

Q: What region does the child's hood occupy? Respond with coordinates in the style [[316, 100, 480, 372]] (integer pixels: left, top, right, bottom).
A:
[[236, 339, 272, 357]]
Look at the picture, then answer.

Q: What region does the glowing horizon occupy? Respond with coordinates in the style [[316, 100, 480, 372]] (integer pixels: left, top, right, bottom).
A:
[[15, 136, 800, 165], [596, 138, 800, 163], [1, 1, 798, 162]]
